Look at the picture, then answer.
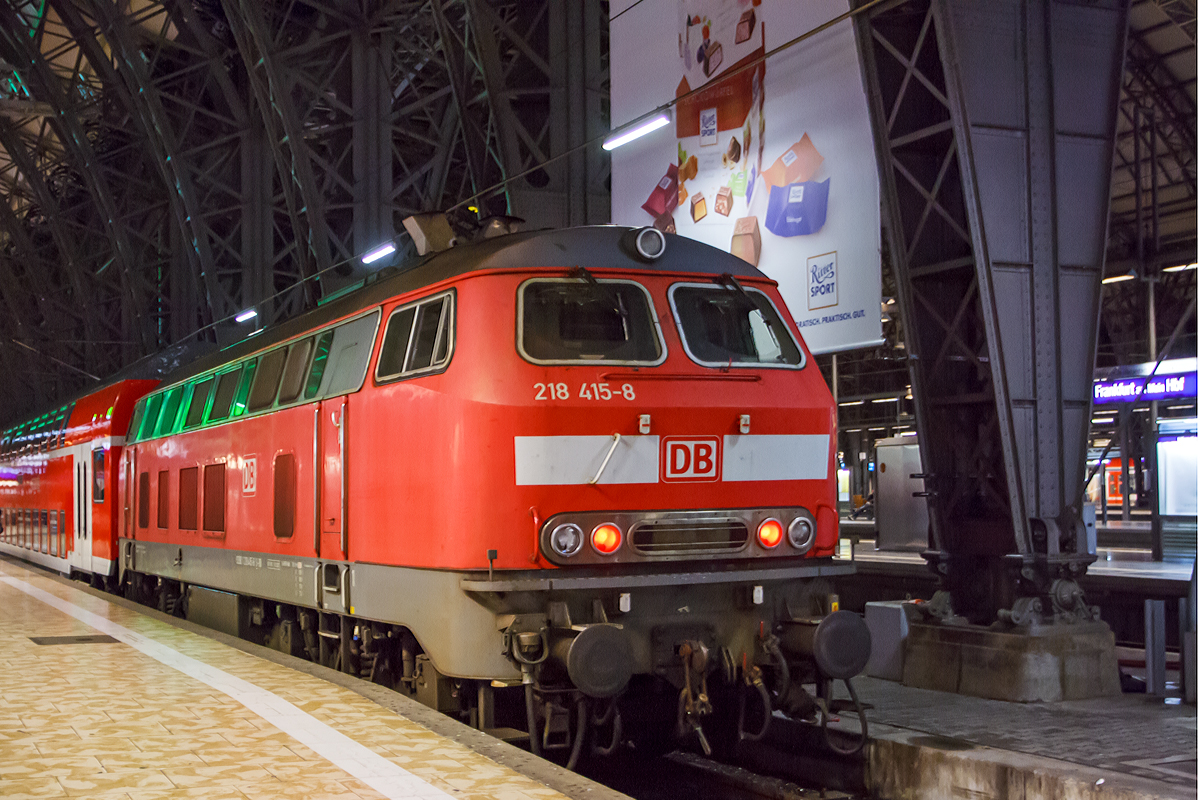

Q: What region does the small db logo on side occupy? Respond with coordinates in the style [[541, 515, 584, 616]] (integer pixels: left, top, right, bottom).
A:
[[243, 456, 257, 496], [662, 437, 720, 482]]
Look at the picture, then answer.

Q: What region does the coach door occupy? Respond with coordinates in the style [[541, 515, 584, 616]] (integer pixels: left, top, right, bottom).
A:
[[71, 445, 93, 572]]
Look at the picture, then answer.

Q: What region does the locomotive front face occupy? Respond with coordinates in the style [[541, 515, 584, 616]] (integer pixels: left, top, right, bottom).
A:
[[509, 272, 838, 567], [441, 254, 856, 751]]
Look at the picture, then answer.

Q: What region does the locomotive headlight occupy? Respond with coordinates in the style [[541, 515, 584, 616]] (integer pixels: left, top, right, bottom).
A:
[[591, 523, 623, 555], [788, 515, 816, 553], [756, 518, 784, 549], [550, 523, 584, 557]]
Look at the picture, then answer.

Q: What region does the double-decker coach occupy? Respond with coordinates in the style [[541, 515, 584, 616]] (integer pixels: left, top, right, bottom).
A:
[[0, 379, 157, 583]]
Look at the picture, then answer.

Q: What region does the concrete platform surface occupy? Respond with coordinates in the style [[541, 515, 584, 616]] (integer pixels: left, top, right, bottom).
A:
[[840, 675, 1197, 799], [0, 556, 625, 800]]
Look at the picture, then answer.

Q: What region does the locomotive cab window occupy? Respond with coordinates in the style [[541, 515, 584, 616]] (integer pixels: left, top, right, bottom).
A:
[[518, 278, 665, 365], [669, 283, 805, 369], [376, 293, 454, 382]]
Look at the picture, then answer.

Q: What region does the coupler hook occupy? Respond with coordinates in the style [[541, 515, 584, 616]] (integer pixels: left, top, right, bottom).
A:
[[675, 640, 713, 756]]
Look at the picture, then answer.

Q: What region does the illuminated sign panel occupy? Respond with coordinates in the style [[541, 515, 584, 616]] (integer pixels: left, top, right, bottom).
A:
[[1093, 373, 1197, 404]]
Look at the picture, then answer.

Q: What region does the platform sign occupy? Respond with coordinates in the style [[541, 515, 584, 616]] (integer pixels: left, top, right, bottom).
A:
[[1093, 373, 1197, 404], [610, 0, 882, 354]]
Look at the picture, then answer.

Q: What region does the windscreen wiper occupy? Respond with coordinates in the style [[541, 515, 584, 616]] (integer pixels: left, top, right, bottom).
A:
[[569, 265, 630, 338], [715, 273, 759, 312]]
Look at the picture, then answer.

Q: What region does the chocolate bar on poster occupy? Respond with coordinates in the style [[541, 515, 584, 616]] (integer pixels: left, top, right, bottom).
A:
[[726, 135, 741, 165], [691, 191, 707, 222], [682, 154, 698, 182], [641, 164, 679, 219], [735, 9, 756, 44], [714, 186, 733, 217], [730, 216, 761, 266], [702, 41, 723, 78], [762, 134, 824, 188], [764, 179, 830, 237], [653, 212, 676, 234]]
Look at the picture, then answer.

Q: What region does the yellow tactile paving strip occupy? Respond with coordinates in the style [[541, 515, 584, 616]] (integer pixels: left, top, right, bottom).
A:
[[0, 559, 571, 800]]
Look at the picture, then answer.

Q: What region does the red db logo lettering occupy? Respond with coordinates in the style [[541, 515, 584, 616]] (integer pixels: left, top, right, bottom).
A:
[[662, 437, 720, 482]]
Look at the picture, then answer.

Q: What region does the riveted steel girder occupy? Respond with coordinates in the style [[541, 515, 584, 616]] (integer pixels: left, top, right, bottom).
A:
[[0, 0, 609, 426], [857, 0, 1129, 622]]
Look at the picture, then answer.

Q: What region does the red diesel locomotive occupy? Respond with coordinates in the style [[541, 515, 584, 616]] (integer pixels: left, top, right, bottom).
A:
[[3, 225, 869, 758]]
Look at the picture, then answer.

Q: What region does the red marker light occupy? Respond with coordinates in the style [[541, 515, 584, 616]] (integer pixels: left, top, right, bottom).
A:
[[591, 523, 623, 555], [757, 518, 783, 549]]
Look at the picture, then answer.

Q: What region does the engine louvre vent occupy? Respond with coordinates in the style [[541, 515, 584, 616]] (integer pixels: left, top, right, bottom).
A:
[[630, 520, 748, 555]]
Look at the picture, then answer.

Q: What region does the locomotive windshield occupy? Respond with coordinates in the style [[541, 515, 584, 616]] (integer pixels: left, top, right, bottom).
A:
[[519, 278, 664, 364], [669, 283, 804, 368]]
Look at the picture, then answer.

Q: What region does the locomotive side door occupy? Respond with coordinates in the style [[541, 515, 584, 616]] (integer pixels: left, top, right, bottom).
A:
[[319, 398, 347, 559], [317, 397, 348, 612]]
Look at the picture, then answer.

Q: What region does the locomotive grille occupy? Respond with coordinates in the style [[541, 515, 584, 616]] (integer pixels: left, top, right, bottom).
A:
[[630, 519, 749, 555]]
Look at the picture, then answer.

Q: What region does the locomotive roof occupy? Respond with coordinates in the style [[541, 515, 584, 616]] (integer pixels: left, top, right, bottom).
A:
[[162, 225, 768, 387]]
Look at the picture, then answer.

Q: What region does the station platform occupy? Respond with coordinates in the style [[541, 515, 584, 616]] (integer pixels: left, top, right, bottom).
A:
[[834, 536, 1195, 599], [845, 675, 1197, 800], [0, 556, 621, 800]]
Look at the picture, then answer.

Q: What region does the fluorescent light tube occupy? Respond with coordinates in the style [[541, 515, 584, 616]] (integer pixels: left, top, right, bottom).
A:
[[603, 112, 670, 151], [362, 242, 397, 264]]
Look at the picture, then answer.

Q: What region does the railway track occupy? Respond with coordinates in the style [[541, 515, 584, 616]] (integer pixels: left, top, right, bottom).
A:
[[581, 749, 862, 800]]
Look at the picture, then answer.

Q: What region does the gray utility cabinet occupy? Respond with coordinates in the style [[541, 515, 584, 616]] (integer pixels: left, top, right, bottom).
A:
[[875, 436, 928, 552]]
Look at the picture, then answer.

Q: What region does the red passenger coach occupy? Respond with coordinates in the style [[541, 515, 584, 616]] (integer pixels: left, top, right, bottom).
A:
[[0, 379, 157, 581], [21, 225, 871, 756]]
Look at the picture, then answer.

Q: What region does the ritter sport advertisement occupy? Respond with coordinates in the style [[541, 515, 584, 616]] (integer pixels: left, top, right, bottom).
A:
[[610, 0, 882, 354]]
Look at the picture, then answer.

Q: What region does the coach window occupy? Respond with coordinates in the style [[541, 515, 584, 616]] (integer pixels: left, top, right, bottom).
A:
[[155, 387, 185, 438], [127, 400, 146, 443], [207, 367, 242, 423], [179, 467, 198, 530], [137, 471, 150, 529], [157, 470, 170, 529], [184, 377, 214, 429], [92, 449, 106, 503], [52, 409, 68, 449], [231, 360, 258, 417], [376, 293, 454, 382], [248, 349, 287, 412], [304, 331, 335, 399], [668, 283, 804, 369], [317, 311, 382, 396], [277, 337, 314, 405], [274, 453, 296, 539], [140, 393, 164, 440], [203, 463, 226, 534], [518, 278, 665, 365]]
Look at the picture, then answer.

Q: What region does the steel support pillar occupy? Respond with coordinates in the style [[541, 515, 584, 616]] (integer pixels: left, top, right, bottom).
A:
[[857, 0, 1130, 624]]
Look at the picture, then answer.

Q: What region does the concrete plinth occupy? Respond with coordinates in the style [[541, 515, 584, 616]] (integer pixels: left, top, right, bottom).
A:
[[902, 621, 1121, 702]]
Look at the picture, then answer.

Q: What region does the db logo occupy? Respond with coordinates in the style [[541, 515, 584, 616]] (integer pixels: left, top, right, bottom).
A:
[[662, 437, 721, 482], [242, 456, 257, 496]]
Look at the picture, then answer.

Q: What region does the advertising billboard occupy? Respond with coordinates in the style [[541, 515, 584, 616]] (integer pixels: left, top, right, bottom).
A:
[[610, 0, 882, 354]]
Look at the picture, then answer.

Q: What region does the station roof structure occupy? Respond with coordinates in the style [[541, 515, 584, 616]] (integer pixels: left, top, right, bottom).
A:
[[0, 0, 1194, 428]]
